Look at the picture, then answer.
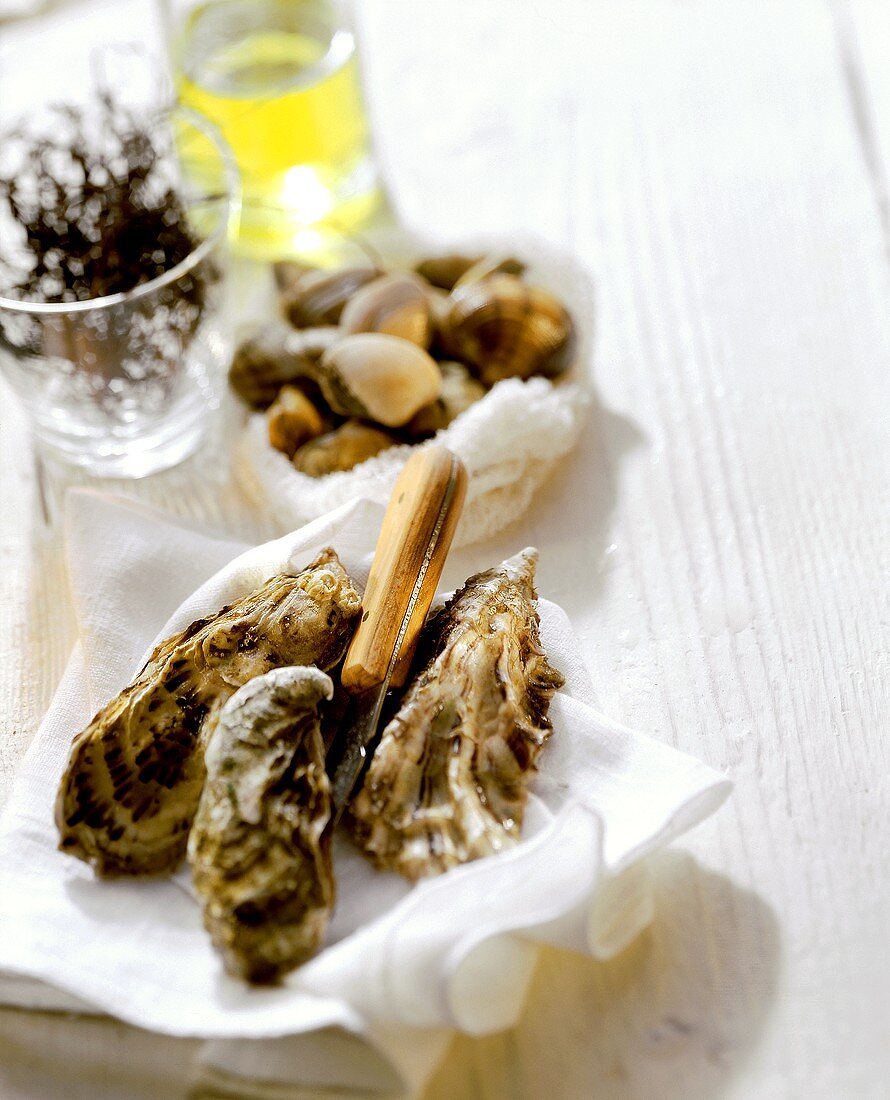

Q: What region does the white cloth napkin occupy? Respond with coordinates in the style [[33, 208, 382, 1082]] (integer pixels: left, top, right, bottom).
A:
[[0, 491, 731, 1097]]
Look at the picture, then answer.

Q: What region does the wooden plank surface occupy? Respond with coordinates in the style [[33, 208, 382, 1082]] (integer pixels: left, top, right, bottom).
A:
[[2, 1, 889, 1097]]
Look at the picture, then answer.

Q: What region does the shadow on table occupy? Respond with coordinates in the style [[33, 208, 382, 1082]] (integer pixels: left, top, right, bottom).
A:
[[0, 857, 777, 1100], [0, 1008, 407, 1100], [447, 396, 647, 607], [426, 851, 780, 1100]]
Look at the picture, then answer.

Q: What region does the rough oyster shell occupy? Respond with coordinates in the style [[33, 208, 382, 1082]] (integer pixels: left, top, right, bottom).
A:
[[348, 548, 564, 880], [189, 666, 335, 983], [56, 550, 361, 876]]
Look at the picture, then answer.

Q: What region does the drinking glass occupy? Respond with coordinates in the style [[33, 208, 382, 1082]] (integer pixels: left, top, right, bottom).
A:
[[165, 0, 382, 259], [0, 108, 238, 479]]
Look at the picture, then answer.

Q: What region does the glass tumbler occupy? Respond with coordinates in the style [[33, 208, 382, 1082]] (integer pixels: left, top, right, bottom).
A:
[[0, 109, 238, 479], [166, 0, 382, 259]]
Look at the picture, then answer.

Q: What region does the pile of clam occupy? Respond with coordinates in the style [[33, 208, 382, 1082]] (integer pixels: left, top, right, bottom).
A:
[[229, 252, 576, 477]]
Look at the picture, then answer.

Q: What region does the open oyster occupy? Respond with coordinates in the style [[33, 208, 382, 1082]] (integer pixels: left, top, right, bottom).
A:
[[56, 550, 361, 876], [348, 548, 564, 880], [189, 666, 335, 983]]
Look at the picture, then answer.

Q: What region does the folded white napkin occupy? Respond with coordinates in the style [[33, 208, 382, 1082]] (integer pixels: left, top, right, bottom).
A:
[[0, 492, 730, 1097]]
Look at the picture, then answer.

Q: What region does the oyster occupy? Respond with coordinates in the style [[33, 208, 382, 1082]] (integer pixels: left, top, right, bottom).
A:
[[348, 548, 564, 880], [56, 550, 361, 876], [444, 274, 575, 385], [292, 419, 397, 477], [229, 322, 337, 408], [189, 666, 335, 983]]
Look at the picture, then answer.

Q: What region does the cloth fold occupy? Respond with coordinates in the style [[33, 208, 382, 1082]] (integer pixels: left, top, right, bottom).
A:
[[0, 492, 730, 1097]]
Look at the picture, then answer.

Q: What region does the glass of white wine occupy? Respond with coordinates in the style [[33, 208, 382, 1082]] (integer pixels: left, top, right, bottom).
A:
[[164, 0, 383, 260]]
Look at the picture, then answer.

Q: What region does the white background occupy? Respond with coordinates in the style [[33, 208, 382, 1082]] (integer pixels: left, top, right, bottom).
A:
[[1, 1, 889, 1096]]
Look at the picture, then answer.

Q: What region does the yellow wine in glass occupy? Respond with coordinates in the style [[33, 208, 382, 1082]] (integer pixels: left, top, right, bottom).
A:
[[175, 0, 382, 259]]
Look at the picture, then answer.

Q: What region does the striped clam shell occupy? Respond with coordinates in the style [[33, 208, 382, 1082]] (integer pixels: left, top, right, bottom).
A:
[[444, 273, 575, 386]]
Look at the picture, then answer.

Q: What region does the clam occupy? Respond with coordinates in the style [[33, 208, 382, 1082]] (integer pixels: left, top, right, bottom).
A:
[[273, 260, 317, 293], [414, 253, 525, 291], [405, 361, 486, 437], [280, 266, 380, 328], [444, 274, 575, 386], [424, 286, 453, 351], [450, 254, 527, 290], [293, 420, 397, 477], [267, 385, 325, 458], [229, 322, 338, 408], [318, 333, 442, 428], [340, 272, 431, 347]]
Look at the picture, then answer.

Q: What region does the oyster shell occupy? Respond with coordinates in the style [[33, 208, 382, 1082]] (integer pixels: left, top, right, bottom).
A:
[[348, 548, 564, 880], [292, 419, 397, 477], [56, 550, 361, 876], [189, 666, 335, 983], [444, 274, 575, 385], [229, 322, 337, 409]]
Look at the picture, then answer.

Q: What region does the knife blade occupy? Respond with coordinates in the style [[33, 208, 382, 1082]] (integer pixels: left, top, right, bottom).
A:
[[327, 446, 467, 821]]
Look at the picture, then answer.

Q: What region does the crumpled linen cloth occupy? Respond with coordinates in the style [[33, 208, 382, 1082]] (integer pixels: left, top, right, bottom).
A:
[[0, 492, 731, 1098], [234, 229, 595, 547]]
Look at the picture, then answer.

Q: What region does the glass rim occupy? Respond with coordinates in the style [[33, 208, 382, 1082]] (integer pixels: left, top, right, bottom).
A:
[[0, 106, 239, 317], [179, 3, 355, 100]]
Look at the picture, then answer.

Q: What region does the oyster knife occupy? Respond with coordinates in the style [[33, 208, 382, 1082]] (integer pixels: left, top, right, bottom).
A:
[[328, 446, 467, 819]]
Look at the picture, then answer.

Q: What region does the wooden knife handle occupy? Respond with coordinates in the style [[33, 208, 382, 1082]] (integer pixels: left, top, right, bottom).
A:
[[341, 446, 467, 692]]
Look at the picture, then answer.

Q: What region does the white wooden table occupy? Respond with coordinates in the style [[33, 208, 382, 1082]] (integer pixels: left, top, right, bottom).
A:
[[1, 1, 889, 1096]]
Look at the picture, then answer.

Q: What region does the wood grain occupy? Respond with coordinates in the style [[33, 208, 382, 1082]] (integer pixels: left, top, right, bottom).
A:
[[1, 0, 889, 1097], [342, 447, 467, 691]]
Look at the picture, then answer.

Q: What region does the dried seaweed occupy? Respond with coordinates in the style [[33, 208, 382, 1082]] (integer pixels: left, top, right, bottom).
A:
[[0, 95, 219, 412], [0, 93, 198, 304]]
